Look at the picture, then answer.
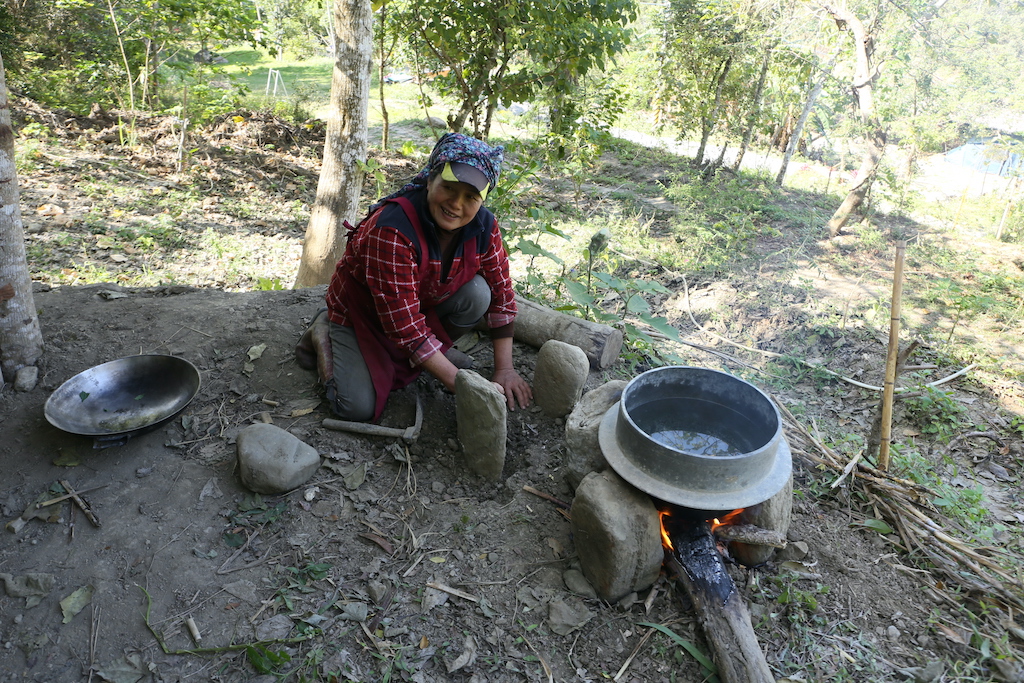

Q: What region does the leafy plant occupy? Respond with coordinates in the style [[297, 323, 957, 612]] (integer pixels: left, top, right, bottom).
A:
[[247, 643, 292, 675], [224, 494, 288, 547], [890, 447, 994, 534], [274, 562, 331, 610], [900, 385, 967, 442], [357, 157, 388, 200], [666, 173, 783, 275], [255, 276, 286, 291]]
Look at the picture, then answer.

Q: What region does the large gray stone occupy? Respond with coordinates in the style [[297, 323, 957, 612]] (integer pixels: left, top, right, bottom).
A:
[[237, 423, 321, 494], [456, 370, 506, 480], [564, 380, 627, 491], [570, 470, 663, 603], [14, 366, 38, 392], [533, 340, 590, 418]]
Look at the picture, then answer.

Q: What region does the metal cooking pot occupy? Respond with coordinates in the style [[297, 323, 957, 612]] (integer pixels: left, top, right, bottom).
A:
[[598, 366, 791, 511], [45, 355, 201, 448]]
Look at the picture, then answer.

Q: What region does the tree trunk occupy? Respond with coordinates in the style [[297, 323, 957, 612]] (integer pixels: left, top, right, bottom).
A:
[[0, 53, 43, 383], [776, 62, 830, 187], [732, 42, 775, 172], [825, 5, 887, 238], [293, 0, 373, 288], [377, 0, 390, 149], [510, 295, 623, 370], [695, 56, 732, 167]]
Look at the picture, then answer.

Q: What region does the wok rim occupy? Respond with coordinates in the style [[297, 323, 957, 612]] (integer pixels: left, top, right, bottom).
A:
[[44, 354, 201, 437]]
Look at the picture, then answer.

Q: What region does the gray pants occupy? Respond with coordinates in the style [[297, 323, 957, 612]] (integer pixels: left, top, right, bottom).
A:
[[327, 274, 490, 421]]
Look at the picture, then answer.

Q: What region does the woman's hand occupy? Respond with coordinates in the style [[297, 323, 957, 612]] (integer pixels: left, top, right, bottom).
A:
[[491, 367, 532, 411]]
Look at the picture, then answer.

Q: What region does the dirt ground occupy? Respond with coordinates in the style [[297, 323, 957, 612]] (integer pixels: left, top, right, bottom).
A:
[[0, 283, 945, 683], [2, 102, 1024, 682]]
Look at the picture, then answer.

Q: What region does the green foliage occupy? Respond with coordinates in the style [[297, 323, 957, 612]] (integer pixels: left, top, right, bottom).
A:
[[223, 494, 288, 548], [487, 142, 542, 231], [638, 622, 716, 679], [247, 643, 292, 674], [919, 276, 999, 342], [274, 562, 330, 610], [511, 216, 685, 368], [665, 172, 782, 274], [357, 157, 388, 201], [900, 385, 967, 442], [541, 74, 628, 203], [255, 277, 286, 291], [394, 0, 636, 137], [890, 446, 993, 533], [6, 0, 264, 113]]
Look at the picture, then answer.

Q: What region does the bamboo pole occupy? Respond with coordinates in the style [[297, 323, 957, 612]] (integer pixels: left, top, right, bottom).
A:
[[878, 241, 906, 470]]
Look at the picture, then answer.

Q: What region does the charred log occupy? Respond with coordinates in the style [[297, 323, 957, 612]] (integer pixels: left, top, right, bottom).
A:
[[664, 515, 775, 683]]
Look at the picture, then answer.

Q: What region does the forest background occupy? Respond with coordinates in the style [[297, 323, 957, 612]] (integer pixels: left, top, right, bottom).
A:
[[2, 0, 1024, 681], [3, 0, 1024, 351]]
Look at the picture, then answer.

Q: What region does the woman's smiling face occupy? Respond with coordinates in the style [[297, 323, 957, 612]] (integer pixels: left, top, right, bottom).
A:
[[426, 173, 484, 233]]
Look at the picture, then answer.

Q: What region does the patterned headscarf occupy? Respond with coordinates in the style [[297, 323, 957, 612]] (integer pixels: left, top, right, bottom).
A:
[[371, 132, 504, 212]]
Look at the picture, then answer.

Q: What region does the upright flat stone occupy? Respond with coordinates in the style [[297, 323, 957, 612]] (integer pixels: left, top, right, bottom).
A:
[[237, 423, 321, 494], [564, 380, 627, 491], [570, 470, 663, 603], [533, 339, 590, 418], [456, 370, 506, 481]]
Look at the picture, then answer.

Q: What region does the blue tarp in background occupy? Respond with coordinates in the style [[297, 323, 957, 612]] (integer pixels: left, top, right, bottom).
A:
[[944, 138, 1024, 177]]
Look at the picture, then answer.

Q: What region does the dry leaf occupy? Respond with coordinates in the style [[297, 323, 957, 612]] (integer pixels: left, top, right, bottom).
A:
[[358, 533, 394, 554], [60, 584, 94, 624], [36, 203, 64, 216], [247, 343, 267, 361], [936, 622, 968, 645], [447, 634, 478, 673]]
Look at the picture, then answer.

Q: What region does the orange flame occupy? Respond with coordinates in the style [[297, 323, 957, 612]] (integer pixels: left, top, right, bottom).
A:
[[660, 508, 746, 551], [710, 509, 744, 532], [659, 510, 674, 550]]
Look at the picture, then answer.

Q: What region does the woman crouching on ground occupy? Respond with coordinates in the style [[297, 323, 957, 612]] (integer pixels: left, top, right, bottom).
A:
[[297, 132, 533, 422]]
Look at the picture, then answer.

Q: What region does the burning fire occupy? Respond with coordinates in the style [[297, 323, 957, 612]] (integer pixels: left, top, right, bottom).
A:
[[659, 507, 745, 550], [658, 510, 674, 549], [710, 509, 744, 532]]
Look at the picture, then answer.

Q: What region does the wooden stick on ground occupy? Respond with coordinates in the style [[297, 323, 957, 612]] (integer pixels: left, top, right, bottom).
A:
[[37, 484, 108, 508], [59, 480, 101, 527], [664, 551, 773, 683], [522, 485, 571, 509]]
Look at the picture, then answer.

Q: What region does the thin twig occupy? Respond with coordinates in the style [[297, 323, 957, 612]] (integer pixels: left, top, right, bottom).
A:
[[522, 485, 571, 509], [518, 629, 554, 683], [613, 626, 657, 681]]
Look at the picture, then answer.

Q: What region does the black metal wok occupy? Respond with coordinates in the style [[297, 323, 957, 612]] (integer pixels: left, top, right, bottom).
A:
[[44, 355, 201, 448]]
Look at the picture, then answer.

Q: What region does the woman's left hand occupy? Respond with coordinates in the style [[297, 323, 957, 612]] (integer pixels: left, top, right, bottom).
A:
[[491, 368, 533, 411]]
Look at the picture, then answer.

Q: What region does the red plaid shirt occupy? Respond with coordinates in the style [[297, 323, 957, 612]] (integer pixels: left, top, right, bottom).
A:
[[326, 190, 516, 366]]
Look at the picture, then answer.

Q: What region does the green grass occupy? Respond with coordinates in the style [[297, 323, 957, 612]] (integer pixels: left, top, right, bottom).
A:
[[220, 46, 333, 107], [218, 46, 468, 147]]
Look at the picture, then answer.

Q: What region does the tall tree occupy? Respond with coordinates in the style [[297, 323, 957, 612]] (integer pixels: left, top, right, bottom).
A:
[[824, 4, 886, 238], [775, 57, 834, 186], [732, 40, 776, 172], [293, 0, 373, 288], [398, 0, 636, 139], [0, 52, 43, 384], [655, 0, 753, 165]]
